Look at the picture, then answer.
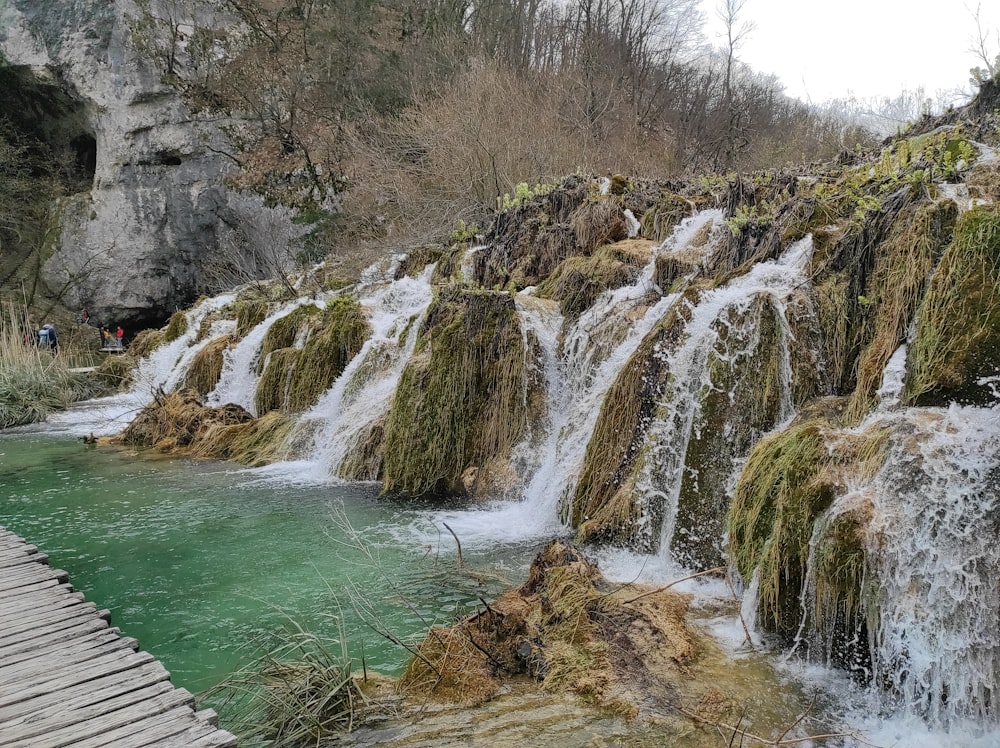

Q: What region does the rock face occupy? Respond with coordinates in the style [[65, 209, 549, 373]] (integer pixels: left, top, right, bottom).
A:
[[0, 0, 296, 331]]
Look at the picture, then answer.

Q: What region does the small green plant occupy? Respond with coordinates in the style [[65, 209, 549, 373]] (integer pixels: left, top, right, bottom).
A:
[[449, 220, 479, 245], [496, 181, 554, 211]]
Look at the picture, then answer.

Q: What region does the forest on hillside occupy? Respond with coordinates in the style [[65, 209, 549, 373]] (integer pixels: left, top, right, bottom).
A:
[[1, 0, 997, 293]]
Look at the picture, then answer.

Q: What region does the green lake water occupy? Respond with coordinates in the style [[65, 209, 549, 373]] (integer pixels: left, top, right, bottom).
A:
[[0, 432, 525, 695]]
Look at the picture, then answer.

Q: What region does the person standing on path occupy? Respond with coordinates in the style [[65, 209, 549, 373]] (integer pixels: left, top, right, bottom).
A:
[[116, 326, 124, 349]]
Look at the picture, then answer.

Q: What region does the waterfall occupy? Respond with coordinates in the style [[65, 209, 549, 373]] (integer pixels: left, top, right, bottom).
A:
[[291, 265, 437, 481], [41, 294, 237, 436], [206, 300, 311, 414], [632, 236, 811, 559], [865, 406, 1000, 724]]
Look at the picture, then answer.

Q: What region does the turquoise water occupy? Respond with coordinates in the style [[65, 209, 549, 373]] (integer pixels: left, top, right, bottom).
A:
[[0, 433, 523, 694]]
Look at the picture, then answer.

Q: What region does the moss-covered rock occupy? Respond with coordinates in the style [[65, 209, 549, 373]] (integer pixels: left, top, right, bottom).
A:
[[116, 390, 253, 452], [286, 295, 370, 412], [163, 311, 189, 343], [255, 347, 301, 414], [193, 410, 294, 466], [906, 204, 1000, 405], [95, 353, 134, 389], [569, 197, 628, 255], [727, 421, 836, 640], [381, 286, 527, 497], [127, 328, 165, 358], [184, 334, 233, 397], [727, 421, 888, 642], [573, 291, 699, 546], [536, 240, 653, 319], [844, 198, 957, 421], [640, 192, 694, 242], [234, 300, 269, 339], [257, 303, 322, 374], [671, 297, 788, 569]]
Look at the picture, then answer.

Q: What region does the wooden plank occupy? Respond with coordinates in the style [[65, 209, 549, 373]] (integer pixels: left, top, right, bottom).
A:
[[0, 579, 74, 600], [0, 529, 237, 748], [0, 562, 66, 584], [6, 688, 196, 748], [0, 659, 170, 722], [0, 634, 141, 687], [0, 599, 99, 632], [0, 617, 110, 658], [0, 680, 180, 741], [0, 650, 156, 708], [0, 589, 86, 619], [0, 604, 107, 644], [0, 628, 132, 668], [0, 566, 69, 591], [69, 706, 223, 748]]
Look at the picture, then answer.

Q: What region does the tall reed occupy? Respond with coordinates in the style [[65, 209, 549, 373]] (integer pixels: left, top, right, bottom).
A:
[[0, 301, 78, 428]]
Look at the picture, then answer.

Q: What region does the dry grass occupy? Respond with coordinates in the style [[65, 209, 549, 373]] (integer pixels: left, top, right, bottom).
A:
[[400, 540, 696, 715]]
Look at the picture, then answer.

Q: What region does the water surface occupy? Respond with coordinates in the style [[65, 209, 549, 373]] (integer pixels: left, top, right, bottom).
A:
[[0, 432, 523, 693]]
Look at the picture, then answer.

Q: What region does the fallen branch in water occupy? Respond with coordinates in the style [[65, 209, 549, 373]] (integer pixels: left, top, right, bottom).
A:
[[621, 566, 726, 604], [442, 522, 463, 569]]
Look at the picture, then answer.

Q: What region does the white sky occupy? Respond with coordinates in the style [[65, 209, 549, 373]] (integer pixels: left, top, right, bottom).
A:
[[699, 0, 1000, 103]]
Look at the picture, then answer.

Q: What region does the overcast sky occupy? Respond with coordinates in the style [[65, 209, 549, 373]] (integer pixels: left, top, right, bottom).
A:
[[699, 0, 1000, 103]]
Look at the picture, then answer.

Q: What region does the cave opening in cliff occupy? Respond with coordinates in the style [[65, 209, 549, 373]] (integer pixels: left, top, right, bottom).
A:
[[0, 62, 96, 190]]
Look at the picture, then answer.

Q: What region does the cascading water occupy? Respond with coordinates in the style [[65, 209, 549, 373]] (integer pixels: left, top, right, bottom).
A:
[[41, 294, 237, 436], [207, 300, 311, 414], [864, 406, 1000, 724], [412, 209, 725, 545], [291, 265, 438, 482], [632, 236, 811, 559]]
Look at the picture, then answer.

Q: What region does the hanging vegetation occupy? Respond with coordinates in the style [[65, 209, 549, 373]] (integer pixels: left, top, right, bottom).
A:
[[286, 295, 370, 412], [906, 204, 1000, 405], [381, 286, 527, 497], [844, 198, 957, 421], [257, 304, 322, 374], [727, 420, 888, 642], [573, 291, 699, 546], [163, 311, 189, 343], [255, 348, 301, 414], [184, 334, 233, 397], [536, 240, 654, 319], [640, 191, 694, 242]]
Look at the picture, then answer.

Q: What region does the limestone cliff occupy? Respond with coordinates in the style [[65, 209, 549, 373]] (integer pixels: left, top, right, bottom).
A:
[[0, 0, 300, 331]]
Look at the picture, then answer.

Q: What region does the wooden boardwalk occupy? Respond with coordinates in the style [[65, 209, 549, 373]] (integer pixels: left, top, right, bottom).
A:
[[0, 527, 238, 747]]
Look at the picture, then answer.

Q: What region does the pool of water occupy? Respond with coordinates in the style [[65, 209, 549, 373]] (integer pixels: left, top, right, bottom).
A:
[[0, 432, 529, 694]]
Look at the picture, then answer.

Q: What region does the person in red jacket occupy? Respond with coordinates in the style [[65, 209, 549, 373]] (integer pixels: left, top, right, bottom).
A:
[[116, 326, 124, 349]]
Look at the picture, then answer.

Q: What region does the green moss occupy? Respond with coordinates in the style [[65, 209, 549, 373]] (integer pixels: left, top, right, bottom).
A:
[[906, 204, 1000, 405], [573, 291, 699, 546], [381, 287, 527, 497], [671, 297, 785, 568], [727, 422, 888, 642], [727, 422, 833, 639], [127, 328, 164, 358], [184, 334, 232, 397], [845, 199, 957, 421], [255, 348, 300, 414], [286, 296, 370, 412], [257, 304, 322, 374], [226, 412, 294, 466], [163, 311, 189, 343], [535, 240, 651, 319], [235, 300, 269, 339]]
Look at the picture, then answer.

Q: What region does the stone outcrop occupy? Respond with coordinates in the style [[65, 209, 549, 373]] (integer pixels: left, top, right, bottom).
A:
[[0, 0, 301, 331]]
